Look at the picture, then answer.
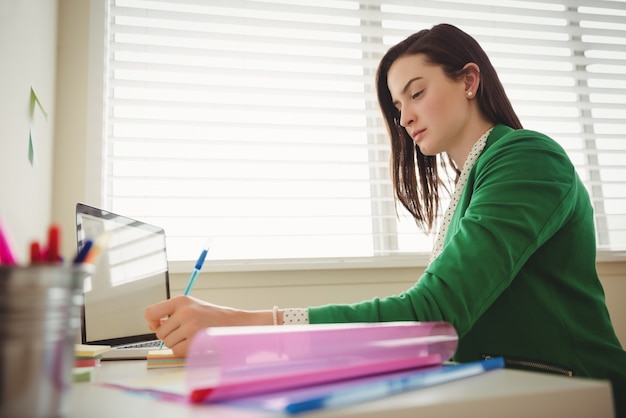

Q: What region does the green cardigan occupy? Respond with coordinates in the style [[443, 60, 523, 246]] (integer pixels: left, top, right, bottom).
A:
[[309, 124, 626, 416]]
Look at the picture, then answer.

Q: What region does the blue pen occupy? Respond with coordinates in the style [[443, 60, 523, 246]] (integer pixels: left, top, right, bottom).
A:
[[283, 357, 505, 415], [159, 240, 211, 349], [182, 241, 210, 295]]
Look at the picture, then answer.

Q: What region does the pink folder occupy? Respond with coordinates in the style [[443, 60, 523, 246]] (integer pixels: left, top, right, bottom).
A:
[[185, 321, 458, 403]]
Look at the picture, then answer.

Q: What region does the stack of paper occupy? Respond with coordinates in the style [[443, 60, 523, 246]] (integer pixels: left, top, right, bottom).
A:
[[147, 349, 186, 369], [75, 344, 111, 358], [73, 344, 111, 382], [103, 322, 505, 413]]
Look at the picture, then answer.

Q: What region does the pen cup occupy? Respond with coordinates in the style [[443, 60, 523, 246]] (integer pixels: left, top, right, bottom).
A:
[[0, 265, 92, 418]]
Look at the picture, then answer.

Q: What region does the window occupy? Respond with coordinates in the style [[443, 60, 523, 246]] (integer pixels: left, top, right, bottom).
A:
[[88, 0, 626, 266]]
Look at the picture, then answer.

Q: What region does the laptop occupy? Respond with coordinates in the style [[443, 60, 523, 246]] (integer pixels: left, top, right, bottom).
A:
[[75, 202, 171, 360]]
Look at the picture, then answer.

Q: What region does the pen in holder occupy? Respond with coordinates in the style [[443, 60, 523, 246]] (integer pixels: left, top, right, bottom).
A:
[[0, 264, 92, 418]]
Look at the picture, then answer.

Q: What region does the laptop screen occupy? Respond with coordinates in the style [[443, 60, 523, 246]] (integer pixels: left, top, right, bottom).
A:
[[75, 203, 170, 346]]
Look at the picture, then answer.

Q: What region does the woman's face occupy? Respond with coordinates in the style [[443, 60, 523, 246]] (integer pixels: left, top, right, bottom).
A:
[[387, 54, 471, 157]]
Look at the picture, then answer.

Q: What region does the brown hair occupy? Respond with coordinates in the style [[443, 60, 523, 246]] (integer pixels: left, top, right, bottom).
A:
[[376, 23, 523, 233]]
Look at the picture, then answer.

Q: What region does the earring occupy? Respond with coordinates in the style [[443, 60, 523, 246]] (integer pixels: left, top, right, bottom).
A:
[[467, 91, 473, 97]]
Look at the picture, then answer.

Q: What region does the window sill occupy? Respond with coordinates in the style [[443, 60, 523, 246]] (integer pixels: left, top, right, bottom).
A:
[[168, 250, 626, 274], [168, 254, 432, 274]]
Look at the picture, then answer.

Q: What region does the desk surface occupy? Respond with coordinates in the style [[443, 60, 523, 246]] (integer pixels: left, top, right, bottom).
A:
[[69, 360, 614, 418]]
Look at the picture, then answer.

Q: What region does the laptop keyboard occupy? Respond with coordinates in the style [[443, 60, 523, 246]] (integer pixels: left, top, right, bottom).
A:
[[116, 340, 161, 350]]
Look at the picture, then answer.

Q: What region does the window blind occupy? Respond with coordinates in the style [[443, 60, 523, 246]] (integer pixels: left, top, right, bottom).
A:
[[93, 0, 626, 264]]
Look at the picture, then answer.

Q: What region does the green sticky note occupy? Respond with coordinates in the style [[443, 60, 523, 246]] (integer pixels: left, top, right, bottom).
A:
[[30, 87, 48, 120], [28, 87, 47, 166], [28, 129, 37, 166]]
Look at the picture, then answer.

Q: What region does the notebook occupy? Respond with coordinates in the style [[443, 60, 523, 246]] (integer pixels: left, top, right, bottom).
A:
[[75, 203, 171, 360]]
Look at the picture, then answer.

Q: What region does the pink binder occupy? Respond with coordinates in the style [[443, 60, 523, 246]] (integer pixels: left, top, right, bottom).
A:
[[185, 321, 458, 403]]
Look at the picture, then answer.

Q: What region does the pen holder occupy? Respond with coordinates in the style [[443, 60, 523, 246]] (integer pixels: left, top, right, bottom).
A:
[[0, 265, 92, 418]]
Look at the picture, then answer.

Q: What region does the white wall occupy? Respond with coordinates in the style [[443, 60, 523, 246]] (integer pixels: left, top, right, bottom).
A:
[[52, 0, 92, 256], [0, 0, 58, 262]]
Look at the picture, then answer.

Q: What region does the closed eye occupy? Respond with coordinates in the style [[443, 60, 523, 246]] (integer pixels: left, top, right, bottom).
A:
[[412, 90, 424, 100]]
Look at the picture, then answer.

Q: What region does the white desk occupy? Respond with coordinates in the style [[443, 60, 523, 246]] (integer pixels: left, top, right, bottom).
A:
[[69, 361, 615, 418]]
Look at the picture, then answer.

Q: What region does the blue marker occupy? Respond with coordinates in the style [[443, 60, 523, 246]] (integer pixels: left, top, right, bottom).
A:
[[73, 239, 93, 264], [284, 357, 505, 415], [159, 239, 211, 349]]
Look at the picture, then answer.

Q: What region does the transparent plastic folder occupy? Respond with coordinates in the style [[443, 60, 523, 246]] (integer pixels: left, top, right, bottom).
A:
[[185, 321, 458, 403]]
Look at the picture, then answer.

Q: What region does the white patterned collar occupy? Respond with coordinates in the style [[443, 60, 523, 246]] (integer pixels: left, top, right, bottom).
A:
[[429, 127, 494, 263]]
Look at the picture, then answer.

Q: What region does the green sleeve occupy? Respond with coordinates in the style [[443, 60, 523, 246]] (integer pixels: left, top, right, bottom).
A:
[[309, 129, 578, 336]]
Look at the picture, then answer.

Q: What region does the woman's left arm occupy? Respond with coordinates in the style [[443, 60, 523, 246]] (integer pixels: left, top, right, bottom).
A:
[[309, 130, 579, 335]]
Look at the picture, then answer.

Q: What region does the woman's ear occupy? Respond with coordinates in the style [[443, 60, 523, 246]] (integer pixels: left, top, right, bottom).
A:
[[462, 62, 480, 98]]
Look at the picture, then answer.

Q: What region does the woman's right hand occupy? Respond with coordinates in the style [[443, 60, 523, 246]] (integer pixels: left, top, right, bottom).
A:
[[144, 295, 272, 356]]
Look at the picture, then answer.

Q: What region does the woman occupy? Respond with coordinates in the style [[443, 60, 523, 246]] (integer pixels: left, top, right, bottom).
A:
[[145, 24, 626, 415]]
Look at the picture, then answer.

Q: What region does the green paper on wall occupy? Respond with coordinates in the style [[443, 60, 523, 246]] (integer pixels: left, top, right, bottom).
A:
[[28, 87, 48, 166]]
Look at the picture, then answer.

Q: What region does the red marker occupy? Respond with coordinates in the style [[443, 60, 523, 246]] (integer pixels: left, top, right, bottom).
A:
[[30, 241, 42, 264], [45, 224, 61, 263]]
